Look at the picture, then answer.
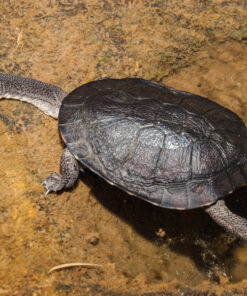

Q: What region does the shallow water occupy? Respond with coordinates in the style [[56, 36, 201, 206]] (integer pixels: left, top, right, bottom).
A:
[[0, 0, 247, 295]]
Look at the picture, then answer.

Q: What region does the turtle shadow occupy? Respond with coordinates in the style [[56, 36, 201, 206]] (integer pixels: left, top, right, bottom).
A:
[[81, 171, 247, 282]]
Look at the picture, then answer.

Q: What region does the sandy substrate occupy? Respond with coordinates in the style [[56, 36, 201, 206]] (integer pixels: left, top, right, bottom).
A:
[[0, 0, 247, 295]]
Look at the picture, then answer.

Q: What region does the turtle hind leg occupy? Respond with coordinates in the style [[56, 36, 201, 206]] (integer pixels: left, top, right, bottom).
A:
[[205, 199, 247, 241], [43, 148, 80, 194]]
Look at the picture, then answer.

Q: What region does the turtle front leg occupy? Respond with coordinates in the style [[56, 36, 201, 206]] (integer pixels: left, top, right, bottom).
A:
[[205, 199, 247, 241], [43, 148, 80, 194]]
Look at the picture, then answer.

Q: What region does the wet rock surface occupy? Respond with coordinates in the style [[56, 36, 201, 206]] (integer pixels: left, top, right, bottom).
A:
[[0, 0, 247, 295]]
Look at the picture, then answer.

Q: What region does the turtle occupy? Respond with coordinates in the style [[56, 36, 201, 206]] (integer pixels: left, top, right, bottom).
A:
[[0, 72, 247, 241]]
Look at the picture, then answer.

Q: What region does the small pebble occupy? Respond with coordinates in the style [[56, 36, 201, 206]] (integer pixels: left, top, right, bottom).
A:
[[86, 233, 100, 245], [156, 228, 166, 238]]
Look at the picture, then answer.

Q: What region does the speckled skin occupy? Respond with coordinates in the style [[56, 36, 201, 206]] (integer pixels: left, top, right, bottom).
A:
[[0, 73, 66, 118], [42, 148, 80, 194], [59, 78, 247, 210]]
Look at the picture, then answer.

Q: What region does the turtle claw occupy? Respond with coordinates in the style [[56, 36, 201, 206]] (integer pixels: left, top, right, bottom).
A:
[[45, 189, 50, 196]]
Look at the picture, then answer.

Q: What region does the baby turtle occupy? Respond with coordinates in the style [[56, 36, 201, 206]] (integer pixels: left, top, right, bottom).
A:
[[1, 73, 247, 241]]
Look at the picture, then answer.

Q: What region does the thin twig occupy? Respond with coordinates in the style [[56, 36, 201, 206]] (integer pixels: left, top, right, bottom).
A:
[[48, 262, 103, 274]]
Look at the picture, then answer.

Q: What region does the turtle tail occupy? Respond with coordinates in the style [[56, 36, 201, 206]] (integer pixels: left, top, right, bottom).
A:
[[0, 73, 67, 119]]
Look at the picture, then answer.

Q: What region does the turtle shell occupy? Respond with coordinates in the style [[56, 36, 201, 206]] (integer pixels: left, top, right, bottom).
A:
[[58, 78, 247, 209]]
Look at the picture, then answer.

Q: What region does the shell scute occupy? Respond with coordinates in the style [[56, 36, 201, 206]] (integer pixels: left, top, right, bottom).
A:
[[120, 127, 164, 185], [89, 119, 140, 171], [155, 134, 192, 183], [192, 142, 226, 177]]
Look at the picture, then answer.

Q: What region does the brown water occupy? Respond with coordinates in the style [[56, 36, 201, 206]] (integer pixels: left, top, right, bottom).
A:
[[0, 0, 247, 295]]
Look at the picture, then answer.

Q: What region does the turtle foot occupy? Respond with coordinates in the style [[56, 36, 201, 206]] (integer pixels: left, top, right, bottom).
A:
[[42, 148, 80, 195], [42, 172, 65, 195]]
